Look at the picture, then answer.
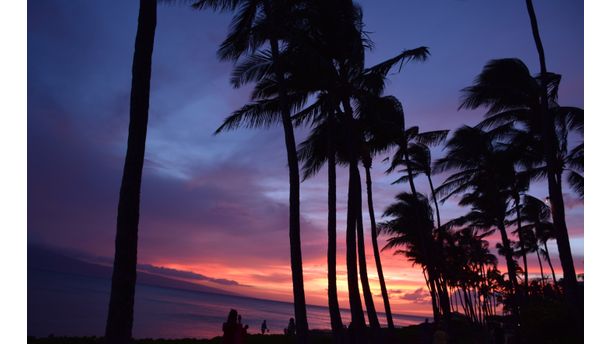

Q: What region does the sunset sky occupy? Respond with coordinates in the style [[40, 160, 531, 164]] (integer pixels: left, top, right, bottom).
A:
[[28, 0, 583, 317]]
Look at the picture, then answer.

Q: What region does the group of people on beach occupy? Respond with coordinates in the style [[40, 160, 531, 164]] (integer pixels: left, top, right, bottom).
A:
[[221, 309, 249, 344], [222, 309, 295, 344]]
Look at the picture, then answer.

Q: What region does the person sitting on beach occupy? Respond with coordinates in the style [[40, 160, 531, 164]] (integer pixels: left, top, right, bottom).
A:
[[222, 309, 240, 344], [284, 317, 296, 336], [261, 320, 269, 335]]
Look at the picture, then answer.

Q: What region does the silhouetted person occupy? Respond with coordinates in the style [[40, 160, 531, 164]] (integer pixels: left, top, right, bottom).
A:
[[261, 320, 268, 335], [222, 309, 240, 344], [285, 317, 296, 336]]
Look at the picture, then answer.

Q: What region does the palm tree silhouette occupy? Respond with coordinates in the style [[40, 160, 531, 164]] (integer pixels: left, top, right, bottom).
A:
[[296, 111, 345, 337], [204, 1, 313, 340], [522, 3, 581, 306], [105, 1, 157, 343], [384, 123, 450, 321], [378, 192, 444, 319]]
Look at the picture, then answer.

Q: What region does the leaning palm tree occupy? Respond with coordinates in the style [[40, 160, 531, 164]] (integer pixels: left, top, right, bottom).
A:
[[384, 127, 450, 319], [105, 1, 157, 343], [378, 192, 441, 319]]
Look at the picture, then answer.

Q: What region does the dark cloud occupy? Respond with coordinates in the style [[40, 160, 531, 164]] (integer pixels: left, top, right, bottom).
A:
[[400, 288, 431, 304], [136, 263, 240, 286]]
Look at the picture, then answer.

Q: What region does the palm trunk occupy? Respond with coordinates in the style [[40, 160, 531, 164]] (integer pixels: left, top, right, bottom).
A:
[[364, 166, 394, 329], [536, 246, 545, 287], [423, 268, 440, 321], [498, 222, 521, 319], [514, 192, 529, 297], [269, 33, 309, 343], [326, 119, 343, 336], [543, 241, 558, 289], [525, 0, 579, 309], [427, 173, 441, 229], [356, 196, 381, 330], [342, 98, 367, 333], [105, 1, 156, 343], [401, 141, 417, 194], [435, 274, 451, 320]]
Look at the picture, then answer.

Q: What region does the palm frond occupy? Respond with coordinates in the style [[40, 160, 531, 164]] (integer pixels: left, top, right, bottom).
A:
[[214, 92, 307, 134], [230, 49, 273, 88], [217, 1, 261, 61]]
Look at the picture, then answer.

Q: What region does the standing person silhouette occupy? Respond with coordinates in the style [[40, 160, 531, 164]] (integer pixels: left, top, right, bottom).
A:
[[261, 320, 269, 335], [222, 309, 239, 344], [285, 317, 296, 336]]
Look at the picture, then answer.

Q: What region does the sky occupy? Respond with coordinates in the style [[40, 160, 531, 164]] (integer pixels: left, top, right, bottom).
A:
[[27, 0, 583, 317]]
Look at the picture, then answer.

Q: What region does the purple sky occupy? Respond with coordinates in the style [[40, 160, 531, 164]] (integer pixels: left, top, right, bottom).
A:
[[28, 0, 583, 313]]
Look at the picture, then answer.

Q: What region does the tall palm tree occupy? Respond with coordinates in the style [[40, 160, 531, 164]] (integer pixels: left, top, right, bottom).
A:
[[296, 111, 344, 337], [105, 1, 157, 343], [205, 1, 313, 340], [522, 3, 579, 304]]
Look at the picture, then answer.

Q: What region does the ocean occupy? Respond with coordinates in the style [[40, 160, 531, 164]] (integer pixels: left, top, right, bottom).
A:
[[28, 268, 427, 339]]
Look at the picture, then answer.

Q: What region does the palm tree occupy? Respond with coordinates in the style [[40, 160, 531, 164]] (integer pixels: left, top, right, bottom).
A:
[[378, 192, 442, 319], [204, 1, 313, 340], [296, 111, 345, 337], [385, 131, 452, 322], [105, 1, 157, 343], [522, 4, 573, 295]]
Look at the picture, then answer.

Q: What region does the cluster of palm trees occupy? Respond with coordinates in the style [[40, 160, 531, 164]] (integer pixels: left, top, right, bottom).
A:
[[103, 0, 582, 343]]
